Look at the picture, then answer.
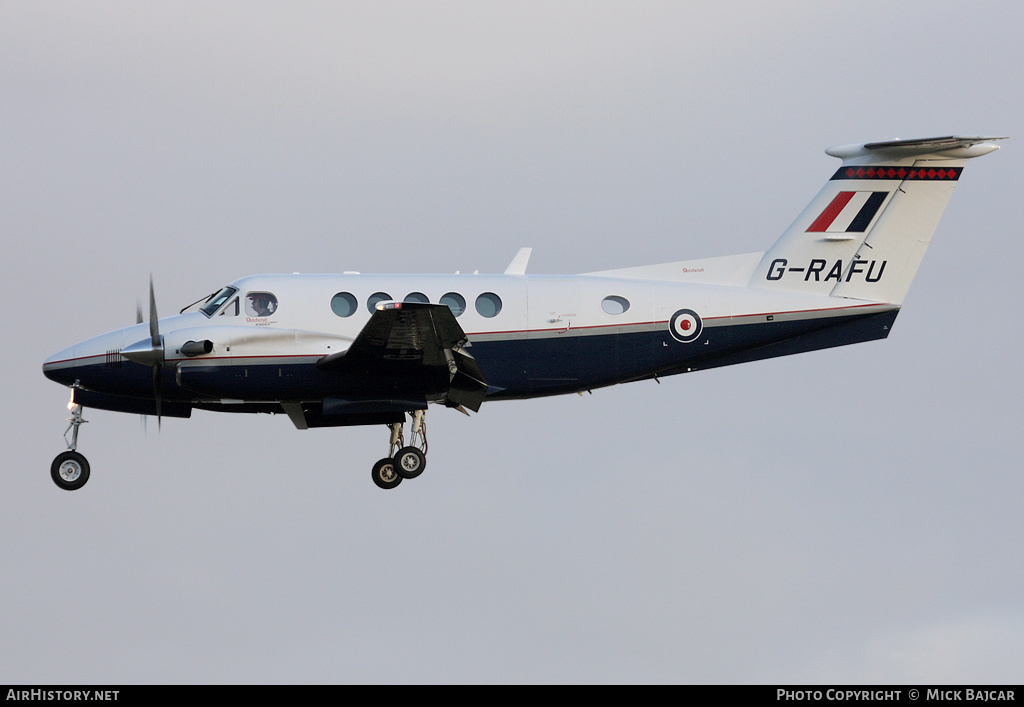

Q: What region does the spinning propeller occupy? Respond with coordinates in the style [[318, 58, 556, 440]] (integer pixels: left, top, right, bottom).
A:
[[121, 276, 165, 427]]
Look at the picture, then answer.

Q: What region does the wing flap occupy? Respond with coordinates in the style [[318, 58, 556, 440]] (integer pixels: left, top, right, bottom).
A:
[[316, 302, 489, 412]]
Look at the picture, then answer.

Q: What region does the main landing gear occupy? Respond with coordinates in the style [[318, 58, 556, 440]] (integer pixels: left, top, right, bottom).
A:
[[51, 390, 90, 491], [371, 409, 428, 490]]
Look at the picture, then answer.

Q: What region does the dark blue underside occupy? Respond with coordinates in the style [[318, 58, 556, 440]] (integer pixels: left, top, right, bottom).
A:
[[53, 309, 899, 420], [474, 308, 898, 399]]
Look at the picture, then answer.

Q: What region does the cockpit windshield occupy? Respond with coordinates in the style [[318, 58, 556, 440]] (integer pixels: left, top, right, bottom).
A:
[[198, 286, 239, 317]]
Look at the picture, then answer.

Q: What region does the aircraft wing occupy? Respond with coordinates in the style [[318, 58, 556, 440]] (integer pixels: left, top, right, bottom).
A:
[[316, 302, 489, 412]]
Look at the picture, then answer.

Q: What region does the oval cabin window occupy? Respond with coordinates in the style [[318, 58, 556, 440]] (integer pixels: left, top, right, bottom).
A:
[[440, 292, 466, 317], [331, 292, 358, 317], [366, 292, 392, 312], [601, 295, 630, 315], [475, 292, 502, 318]]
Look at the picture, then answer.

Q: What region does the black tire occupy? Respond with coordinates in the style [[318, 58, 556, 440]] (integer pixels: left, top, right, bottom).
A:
[[371, 457, 402, 490], [51, 451, 90, 491], [394, 446, 426, 479]]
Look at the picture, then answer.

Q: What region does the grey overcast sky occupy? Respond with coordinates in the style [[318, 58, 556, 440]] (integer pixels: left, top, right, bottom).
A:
[[2, 1, 1023, 684]]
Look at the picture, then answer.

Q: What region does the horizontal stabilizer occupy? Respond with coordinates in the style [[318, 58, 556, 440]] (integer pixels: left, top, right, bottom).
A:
[[827, 135, 1006, 161]]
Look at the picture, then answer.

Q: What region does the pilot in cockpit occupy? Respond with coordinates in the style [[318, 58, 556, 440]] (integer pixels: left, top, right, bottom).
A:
[[247, 292, 275, 317]]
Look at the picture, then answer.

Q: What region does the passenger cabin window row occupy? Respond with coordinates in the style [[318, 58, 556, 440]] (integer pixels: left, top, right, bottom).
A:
[[329, 291, 501, 318], [326, 292, 632, 319]]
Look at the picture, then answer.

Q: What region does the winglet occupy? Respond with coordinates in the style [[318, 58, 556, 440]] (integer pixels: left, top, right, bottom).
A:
[[504, 248, 532, 275]]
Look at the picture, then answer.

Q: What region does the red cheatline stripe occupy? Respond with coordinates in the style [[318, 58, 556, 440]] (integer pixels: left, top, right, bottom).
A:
[[42, 303, 897, 367], [807, 191, 855, 232]]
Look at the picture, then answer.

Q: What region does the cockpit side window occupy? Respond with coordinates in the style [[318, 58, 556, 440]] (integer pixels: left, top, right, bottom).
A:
[[199, 286, 239, 317], [219, 297, 239, 316], [245, 291, 278, 318]]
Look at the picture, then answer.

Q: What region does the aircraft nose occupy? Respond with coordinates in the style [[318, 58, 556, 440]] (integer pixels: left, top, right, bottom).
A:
[[42, 344, 81, 386], [42, 326, 157, 396]]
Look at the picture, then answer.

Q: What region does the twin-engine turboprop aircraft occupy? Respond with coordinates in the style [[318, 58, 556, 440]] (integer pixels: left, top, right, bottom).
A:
[[43, 135, 1003, 490]]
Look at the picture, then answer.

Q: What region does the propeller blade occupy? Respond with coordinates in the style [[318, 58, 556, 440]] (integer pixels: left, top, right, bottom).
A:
[[149, 276, 160, 348], [136, 301, 143, 325], [147, 276, 163, 429], [152, 362, 162, 430]]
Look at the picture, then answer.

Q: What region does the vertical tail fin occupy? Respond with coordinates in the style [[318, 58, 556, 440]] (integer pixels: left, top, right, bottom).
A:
[[752, 136, 1003, 304]]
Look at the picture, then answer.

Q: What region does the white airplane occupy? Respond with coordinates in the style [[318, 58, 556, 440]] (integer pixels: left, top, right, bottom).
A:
[[43, 135, 1003, 490]]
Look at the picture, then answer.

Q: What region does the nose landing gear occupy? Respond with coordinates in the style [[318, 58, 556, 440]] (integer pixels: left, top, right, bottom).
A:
[[51, 390, 90, 491], [371, 409, 428, 490]]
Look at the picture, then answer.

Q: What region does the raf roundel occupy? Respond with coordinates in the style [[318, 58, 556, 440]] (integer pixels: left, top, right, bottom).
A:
[[669, 308, 703, 343]]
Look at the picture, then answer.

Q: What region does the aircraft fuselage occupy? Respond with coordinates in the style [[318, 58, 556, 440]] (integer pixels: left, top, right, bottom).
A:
[[43, 271, 898, 414]]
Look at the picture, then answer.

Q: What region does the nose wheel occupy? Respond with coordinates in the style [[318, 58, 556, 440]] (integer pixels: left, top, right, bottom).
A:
[[51, 390, 90, 491], [371, 410, 428, 490], [51, 451, 90, 491]]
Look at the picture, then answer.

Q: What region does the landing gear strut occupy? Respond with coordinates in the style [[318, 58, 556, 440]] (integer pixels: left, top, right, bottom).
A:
[[51, 391, 90, 491], [371, 409, 428, 490]]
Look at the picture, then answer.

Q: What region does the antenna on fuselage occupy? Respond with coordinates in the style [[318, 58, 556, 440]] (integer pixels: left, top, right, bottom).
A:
[[503, 247, 532, 275]]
